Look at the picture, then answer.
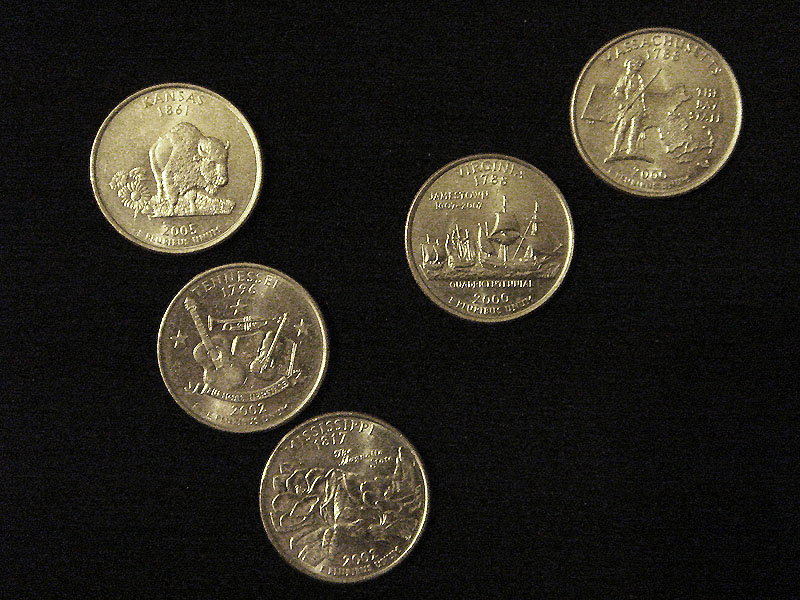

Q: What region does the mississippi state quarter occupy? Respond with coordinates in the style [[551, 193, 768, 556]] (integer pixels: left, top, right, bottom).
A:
[[259, 412, 429, 582], [157, 264, 328, 432], [91, 83, 262, 252], [405, 154, 574, 322], [571, 28, 741, 197]]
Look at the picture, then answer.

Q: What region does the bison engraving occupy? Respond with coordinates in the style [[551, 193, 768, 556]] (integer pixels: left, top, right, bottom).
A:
[[148, 122, 232, 216]]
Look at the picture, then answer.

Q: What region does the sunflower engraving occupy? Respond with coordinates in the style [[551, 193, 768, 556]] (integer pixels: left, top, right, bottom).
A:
[[109, 167, 154, 218]]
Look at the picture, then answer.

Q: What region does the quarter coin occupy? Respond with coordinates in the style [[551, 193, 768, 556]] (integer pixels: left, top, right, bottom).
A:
[[259, 412, 429, 582], [570, 28, 741, 197], [91, 83, 261, 252], [157, 264, 328, 432], [405, 154, 574, 322]]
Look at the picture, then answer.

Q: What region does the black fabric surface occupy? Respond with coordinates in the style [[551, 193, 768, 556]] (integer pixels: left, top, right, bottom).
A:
[[4, 3, 798, 598]]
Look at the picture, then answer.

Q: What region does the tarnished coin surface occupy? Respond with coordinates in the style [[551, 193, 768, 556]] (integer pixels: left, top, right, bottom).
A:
[[157, 264, 328, 432], [571, 28, 741, 197], [405, 154, 574, 322], [91, 83, 261, 252], [259, 412, 429, 582]]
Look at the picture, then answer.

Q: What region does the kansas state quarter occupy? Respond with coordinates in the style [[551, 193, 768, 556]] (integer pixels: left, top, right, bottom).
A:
[[571, 28, 741, 197], [259, 412, 429, 582], [157, 264, 328, 432], [91, 83, 261, 252], [405, 154, 574, 322]]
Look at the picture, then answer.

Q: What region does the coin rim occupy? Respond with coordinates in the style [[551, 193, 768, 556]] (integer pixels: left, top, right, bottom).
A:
[[404, 153, 575, 322], [156, 263, 329, 433], [258, 411, 430, 583], [90, 83, 263, 253], [570, 27, 742, 198]]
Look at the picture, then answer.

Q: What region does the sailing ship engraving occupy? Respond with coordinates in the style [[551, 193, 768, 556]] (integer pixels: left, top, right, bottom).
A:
[[420, 195, 565, 280]]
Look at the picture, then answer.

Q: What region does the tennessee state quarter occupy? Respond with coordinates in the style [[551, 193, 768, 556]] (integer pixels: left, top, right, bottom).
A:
[[260, 412, 429, 582], [157, 264, 328, 432], [91, 83, 262, 252], [405, 154, 574, 322], [571, 28, 741, 197]]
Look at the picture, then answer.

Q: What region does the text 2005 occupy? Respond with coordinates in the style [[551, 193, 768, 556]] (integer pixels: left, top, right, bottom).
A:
[[162, 223, 197, 236]]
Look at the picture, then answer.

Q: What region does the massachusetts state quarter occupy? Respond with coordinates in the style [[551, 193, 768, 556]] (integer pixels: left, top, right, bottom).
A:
[[91, 83, 262, 252], [157, 264, 328, 432], [571, 28, 741, 197], [259, 413, 429, 582], [405, 154, 574, 322]]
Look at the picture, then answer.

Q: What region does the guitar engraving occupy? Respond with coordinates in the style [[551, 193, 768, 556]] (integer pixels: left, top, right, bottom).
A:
[[184, 297, 248, 391]]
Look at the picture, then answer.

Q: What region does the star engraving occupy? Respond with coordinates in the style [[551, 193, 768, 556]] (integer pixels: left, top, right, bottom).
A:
[[229, 298, 249, 315], [170, 329, 188, 349], [294, 318, 308, 338]]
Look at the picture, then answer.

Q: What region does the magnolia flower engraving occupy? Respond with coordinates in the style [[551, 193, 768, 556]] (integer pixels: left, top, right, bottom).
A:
[[270, 448, 422, 566]]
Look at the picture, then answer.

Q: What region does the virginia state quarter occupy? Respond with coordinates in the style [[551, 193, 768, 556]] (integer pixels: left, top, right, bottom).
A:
[[571, 28, 741, 196], [405, 154, 574, 322], [157, 264, 328, 432], [91, 83, 262, 252], [259, 412, 429, 582]]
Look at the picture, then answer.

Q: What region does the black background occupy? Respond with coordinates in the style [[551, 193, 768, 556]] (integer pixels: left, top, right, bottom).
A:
[[4, 3, 798, 598]]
